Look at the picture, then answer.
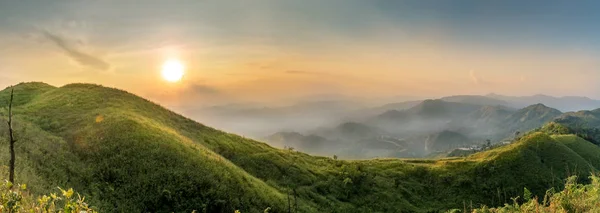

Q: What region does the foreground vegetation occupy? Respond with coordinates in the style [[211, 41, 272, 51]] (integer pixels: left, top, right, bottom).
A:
[[1, 82, 600, 212], [463, 174, 600, 212], [0, 181, 93, 212]]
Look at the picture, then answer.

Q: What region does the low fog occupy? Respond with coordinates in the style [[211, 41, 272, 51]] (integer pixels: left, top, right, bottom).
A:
[[176, 94, 600, 159]]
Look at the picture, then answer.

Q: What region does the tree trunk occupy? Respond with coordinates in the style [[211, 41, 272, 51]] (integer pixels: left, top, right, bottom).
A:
[[7, 87, 15, 186], [293, 188, 298, 213], [287, 189, 291, 213]]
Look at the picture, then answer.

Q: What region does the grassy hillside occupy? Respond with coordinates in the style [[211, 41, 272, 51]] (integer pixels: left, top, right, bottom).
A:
[[1, 83, 292, 212], [545, 110, 600, 144], [1, 83, 599, 212], [0, 82, 55, 106]]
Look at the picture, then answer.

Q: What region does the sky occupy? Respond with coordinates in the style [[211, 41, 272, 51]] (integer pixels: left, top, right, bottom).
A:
[[1, 0, 600, 106]]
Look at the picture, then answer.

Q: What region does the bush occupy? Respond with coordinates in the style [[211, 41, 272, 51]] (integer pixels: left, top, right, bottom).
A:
[[464, 174, 600, 212], [0, 180, 94, 213]]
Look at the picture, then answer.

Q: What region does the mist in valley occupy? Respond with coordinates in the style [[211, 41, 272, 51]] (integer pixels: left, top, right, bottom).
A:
[[177, 93, 600, 159]]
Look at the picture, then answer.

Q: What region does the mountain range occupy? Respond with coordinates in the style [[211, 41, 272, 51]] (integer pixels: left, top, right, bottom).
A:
[[267, 97, 566, 158], [187, 93, 600, 140]]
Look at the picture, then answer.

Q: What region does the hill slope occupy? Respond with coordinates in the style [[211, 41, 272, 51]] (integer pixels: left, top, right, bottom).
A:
[[1, 83, 600, 212], [2, 83, 292, 212]]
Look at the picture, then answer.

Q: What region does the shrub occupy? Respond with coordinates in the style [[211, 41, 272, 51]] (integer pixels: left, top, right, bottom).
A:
[[0, 180, 94, 213], [463, 174, 600, 212]]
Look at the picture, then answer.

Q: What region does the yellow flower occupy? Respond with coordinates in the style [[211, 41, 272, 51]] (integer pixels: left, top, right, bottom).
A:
[[62, 188, 74, 198]]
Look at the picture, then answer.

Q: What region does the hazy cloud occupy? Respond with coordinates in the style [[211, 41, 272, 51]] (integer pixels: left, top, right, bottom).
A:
[[189, 83, 220, 95], [246, 62, 275, 70], [42, 30, 110, 71], [285, 70, 318, 75], [469, 70, 484, 85]]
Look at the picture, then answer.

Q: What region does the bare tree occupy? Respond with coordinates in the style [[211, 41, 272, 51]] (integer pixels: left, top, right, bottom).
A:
[[7, 86, 16, 185], [287, 188, 291, 213], [293, 188, 298, 213]]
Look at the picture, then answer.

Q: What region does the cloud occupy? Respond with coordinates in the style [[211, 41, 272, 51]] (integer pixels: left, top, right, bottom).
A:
[[42, 30, 110, 71], [189, 83, 220, 95], [246, 62, 275, 70], [469, 70, 483, 85], [285, 70, 318, 75]]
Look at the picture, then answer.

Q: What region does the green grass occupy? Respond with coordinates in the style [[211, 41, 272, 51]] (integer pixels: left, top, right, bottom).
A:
[[1, 83, 600, 212]]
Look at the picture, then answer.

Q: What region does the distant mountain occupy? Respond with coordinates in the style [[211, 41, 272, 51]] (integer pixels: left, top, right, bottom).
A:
[[370, 99, 484, 135], [265, 122, 423, 159], [183, 93, 599, 141], [308, 122, 414, 158], [486, 93, 600, 112], [191, 92, 591, 159], [502, 103, 562, 135], [266, 122, 420, 158], [182, 100, 365, 137], [425, 130, 472, 152], [357, 100, 422, 116], [467, 105, 516, 123], [314, 122, 386, 139], [452, 103, 561, 142], [406, 99, 482, 118], [276, 101, 565, 158], [441, 95, 510, 106], [443, 105, 513, 141], [264, 132, 331, 154]]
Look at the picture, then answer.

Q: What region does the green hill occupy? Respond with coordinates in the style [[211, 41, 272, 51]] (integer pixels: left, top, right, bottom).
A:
[[501, 103, 562, 136], [1, 83, 600, 212], [1, 83, 292, 212], [0, 82, 55, 106], [542, 110, 600, 144]]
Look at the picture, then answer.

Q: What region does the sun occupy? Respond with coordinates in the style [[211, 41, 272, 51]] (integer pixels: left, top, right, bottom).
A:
[[161, 59, 185, 82]]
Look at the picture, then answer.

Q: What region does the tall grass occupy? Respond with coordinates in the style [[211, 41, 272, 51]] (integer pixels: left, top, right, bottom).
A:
[[462, 174, 600, 212]]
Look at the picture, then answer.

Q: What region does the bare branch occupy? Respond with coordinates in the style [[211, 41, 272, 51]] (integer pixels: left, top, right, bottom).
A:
[[7, 86, 16, 185]]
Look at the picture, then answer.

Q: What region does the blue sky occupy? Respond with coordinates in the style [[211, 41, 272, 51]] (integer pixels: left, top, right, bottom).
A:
[[1, 0, 599, 104]]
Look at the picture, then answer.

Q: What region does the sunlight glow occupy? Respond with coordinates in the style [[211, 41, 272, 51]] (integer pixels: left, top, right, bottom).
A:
[[161, 59, 185, 82]]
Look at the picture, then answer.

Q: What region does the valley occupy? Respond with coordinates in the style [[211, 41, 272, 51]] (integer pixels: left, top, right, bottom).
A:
[[238, 95, 582, 159]]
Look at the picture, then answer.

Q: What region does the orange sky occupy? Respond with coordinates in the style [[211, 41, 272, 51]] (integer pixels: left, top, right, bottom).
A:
[[1, 1, 600, 107]]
